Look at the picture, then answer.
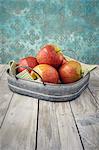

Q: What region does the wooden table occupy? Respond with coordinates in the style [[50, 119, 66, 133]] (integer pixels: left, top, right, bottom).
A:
[[0, 65, 99, 150]]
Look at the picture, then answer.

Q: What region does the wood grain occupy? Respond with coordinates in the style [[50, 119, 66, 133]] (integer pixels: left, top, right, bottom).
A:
[[89, 66, 99, 104], [0, 65, 6, 79], [70, 89, 99, 150], [0, 65, 14, 128], [1, 94, 38, 150], [0, 65, 9, 81], [37, 100, 83, 150], [0, 80, 13, 127]]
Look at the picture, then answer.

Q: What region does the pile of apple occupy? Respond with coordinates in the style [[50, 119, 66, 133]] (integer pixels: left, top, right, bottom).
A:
[[17, 44, 82, 84]]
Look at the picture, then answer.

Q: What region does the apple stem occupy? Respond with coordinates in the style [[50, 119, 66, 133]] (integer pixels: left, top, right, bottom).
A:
[[56, 50, 61, 53], [15, 66, 46, 86]]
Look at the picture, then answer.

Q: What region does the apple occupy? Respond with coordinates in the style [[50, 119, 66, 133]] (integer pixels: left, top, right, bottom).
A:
[[36, 44, 63, 68], [31, 64, 59, 84], [62, 58, 68, 65], [18, 56, 38, 73], [59, 61, 82, 83], [59, 53, 68, 65]]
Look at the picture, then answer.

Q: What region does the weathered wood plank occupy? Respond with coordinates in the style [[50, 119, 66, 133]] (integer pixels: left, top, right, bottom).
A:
[[0, 80, 13, 127], [88, 66, 99, 104], [70, 89, 99, 150], [37, 101, 83, 150], [0, 65, 6, 79], [1, 94, 38, 150], [0, 65, 9, 80], [89, 66, 99, 86]]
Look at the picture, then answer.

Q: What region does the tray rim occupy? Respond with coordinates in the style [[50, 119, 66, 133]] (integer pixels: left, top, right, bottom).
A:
[[6, 69, 90, 101], [6, 68, 90, 87], [8, 82, 88, 102]]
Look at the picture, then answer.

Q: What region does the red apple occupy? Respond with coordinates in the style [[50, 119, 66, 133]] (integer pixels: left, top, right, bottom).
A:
[[59, 53, 68, 65], [31, 64, 59, 84], [62, 58, 68, 65], [59, 61, 82, 83], [18, 56, 38, 73], [36, 44, 63, 68]]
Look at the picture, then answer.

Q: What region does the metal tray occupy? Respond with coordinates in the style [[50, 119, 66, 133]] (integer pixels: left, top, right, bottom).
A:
[[7, 69, 90, 102]]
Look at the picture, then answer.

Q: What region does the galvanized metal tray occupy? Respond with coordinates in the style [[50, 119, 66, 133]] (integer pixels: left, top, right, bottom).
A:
[[7, 69, 90, 102]]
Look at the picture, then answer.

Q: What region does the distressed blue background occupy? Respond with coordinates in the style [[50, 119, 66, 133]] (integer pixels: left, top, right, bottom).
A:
[[0, 0, 99, 64]]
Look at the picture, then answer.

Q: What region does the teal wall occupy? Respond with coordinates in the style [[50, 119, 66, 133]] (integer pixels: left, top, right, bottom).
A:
[[0, 0, 99, 64]]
